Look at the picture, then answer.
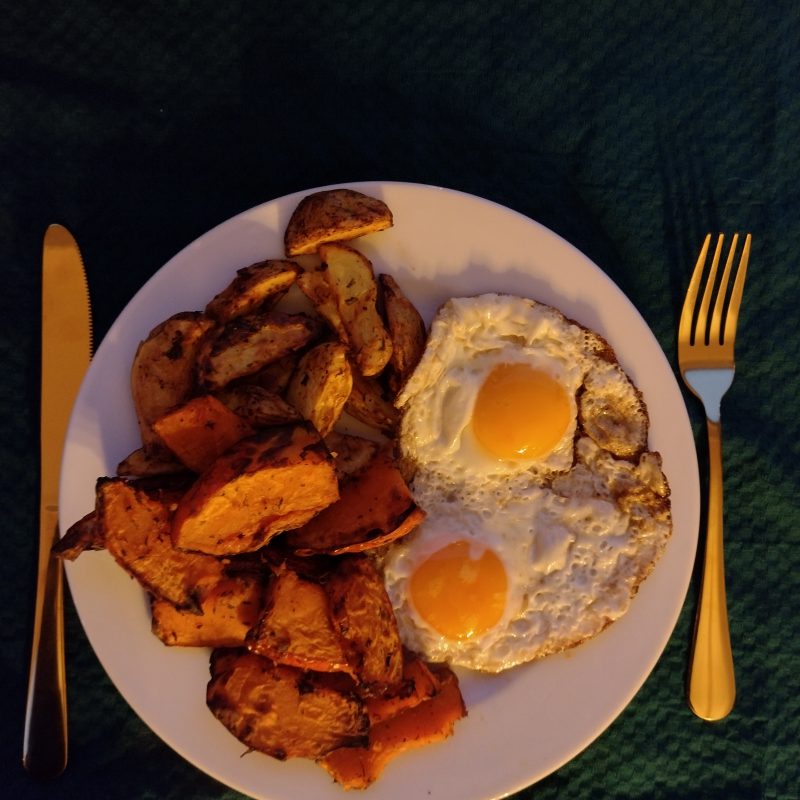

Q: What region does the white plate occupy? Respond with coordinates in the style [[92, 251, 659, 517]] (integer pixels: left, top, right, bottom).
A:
[[60, 182, 699, 800]]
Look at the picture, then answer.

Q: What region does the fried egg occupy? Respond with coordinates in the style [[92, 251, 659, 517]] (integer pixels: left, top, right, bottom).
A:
[[388, 294, 672, 672]]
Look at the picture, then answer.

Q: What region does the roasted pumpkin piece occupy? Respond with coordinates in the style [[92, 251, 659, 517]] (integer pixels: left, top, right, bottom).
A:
[[207, 648, 369, 760], [205, 259, 300, 323], [215, 384, 301, 428], [320, 664, 466, 789], [97, 478, 225, 609], [131, 312, 215, 450], [364, 651, 440, 724], [52, 510, 102, 560], [325, 555, 403, 691], [172, 423, 339, 556], [196, 310, 322, 392], [152, 395, 254, 473], [284, 448, 424, 555], [247, 567, 353, 674], [151, 572, 265, 647], [284, 188, 393, 257]]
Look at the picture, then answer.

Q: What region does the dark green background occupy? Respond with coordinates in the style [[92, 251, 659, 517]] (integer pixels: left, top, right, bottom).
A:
[[3, 2, 799, 798]]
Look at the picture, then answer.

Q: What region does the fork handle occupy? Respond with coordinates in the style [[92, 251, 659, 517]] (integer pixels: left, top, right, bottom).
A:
[[687, 419, 736, 720]]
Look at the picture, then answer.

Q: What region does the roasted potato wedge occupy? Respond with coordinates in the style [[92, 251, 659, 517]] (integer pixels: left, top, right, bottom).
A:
[[172, 423, 339, 555], [296, 267, 350, 343], [285, 447, 424, 555], [131, 312, 215, 450], [286, 342, 353, 437], [98, 478, 224, 610], [324, 431, 380, 481], [116, 445, 187, 478], [318, 243, 392, 376], [345, 371, 399, 433], [237, 352, 299, 395], [205, 260, 300, 323], [284, 189, 393, 256], [152, 395, 254, 473], [215, 384, 301, 427], [207, 648, 369, 760], [196, 310, 322, 391], [379, 273, 427, 392], [247, 567, 353, 674], [325, 555, 404, 691], [152, 572, 265, 647], [321, 664, 466, 789]]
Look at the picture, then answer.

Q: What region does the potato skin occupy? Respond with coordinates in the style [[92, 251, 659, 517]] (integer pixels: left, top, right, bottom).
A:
[[284, 189, 393, 256], [171, 423, 339, 555], [207, 648, 369, 760]]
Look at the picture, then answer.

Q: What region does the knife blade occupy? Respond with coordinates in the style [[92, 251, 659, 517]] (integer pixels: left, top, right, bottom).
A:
[[23, 224, 92, 778]]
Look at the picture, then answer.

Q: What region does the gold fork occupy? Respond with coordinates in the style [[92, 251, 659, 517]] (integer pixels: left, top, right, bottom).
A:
[[679, 232, 751, 721]]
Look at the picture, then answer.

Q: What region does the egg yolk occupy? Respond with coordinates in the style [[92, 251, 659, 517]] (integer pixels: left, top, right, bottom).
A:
[[409, 540, 507, 640], [472, 362, 571, 459]]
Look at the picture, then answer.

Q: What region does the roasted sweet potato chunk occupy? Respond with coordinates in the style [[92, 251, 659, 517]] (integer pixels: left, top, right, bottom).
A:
[[207, 649, 369, 760], [321, 664, 466, 789], [152, 572, 265, 647], [131, 312, 215, 450], [364, 652, 440, 724], [152, 395, 254, 473], [285, 448, 424, 555], [98, 478, 224, 609], [52, 510, 102, 560], [196, 310, 322, 391], [247, 567, 353, 674], [205, 260, 300, 323], [284, 189, 393, 256], [172, 423, 339, 556], [324, 555, 403, 691]]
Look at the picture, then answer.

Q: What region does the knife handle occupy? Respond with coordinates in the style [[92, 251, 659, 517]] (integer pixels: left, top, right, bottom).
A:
[[23, 508, 68, 778]]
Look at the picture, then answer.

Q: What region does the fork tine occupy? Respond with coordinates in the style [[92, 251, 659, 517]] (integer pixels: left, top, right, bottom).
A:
[[695, 234, 724, 345], [723, 233, 751, 345], [710, 233, 739, 344], [679, 233, 711, 346]]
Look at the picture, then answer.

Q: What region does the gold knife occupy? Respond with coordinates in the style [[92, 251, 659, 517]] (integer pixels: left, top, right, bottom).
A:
[[23, 224, 92, 778]]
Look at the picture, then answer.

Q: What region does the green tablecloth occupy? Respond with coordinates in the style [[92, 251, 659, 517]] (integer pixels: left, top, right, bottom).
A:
[[3, 2, 799, 798]]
